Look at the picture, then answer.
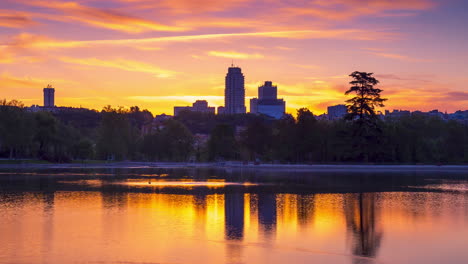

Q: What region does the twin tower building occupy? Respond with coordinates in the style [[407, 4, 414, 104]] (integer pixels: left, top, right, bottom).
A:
[[218, 65, 286, 119]]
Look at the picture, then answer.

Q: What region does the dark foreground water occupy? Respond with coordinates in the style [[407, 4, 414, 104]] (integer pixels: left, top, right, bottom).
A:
[[0, 168, 467, 264]]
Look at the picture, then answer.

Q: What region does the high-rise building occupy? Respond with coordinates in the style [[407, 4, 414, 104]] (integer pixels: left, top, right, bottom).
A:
[[225, 66, 246, 114], [43, 84, 55, 108], [327, 104, 347, 120], [250, 81, 285, 119]]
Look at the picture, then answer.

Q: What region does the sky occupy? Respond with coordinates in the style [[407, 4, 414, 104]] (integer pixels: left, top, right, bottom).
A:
[[1, 0, 467, 115]]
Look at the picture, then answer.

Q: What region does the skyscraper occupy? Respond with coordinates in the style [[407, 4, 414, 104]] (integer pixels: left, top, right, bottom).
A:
[[224, 66, 246, 114], [43, 84, 55, 108]]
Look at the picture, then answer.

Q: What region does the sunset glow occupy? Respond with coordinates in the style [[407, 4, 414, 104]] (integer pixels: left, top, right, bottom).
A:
[[1, 0, 467, 114]]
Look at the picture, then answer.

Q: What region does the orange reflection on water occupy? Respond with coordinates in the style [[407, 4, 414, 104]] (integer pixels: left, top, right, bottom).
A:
[[123, 179, 257, 188], [0, 189, 468, 264]]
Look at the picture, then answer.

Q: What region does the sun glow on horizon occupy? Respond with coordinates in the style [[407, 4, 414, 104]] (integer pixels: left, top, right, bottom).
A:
[[0, 0, 467, 114]]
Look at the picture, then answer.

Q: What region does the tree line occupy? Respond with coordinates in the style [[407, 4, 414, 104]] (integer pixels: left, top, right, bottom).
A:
[[1, 72, 467, 163]]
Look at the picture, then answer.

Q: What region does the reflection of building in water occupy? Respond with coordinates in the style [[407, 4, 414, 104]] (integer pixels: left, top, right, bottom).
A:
[[258, 193, 277, 236], [224, 192, 244, 240], [296, 194, 315, 228], [344, 193, 383, 264], [224, 192, 245, 264]]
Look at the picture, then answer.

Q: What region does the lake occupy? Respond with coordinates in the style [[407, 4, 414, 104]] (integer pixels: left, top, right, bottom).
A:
[[0, 167, 467, 264]]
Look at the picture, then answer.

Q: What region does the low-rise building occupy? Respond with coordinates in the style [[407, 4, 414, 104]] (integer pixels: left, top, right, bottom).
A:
[[217, 106, 225, 115], [327, 104, 347, 120], [174, 100, 215, 116]]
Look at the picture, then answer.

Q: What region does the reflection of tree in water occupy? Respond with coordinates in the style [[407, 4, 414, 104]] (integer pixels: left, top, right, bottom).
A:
[[344, 193, 383, 264], [41, 191, 55, 264], [101, 190, 128, 210]]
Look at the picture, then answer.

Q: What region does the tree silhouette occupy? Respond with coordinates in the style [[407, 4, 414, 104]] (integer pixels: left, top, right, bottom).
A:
[[345, 72, 387, 162], [344, 193, 383, 264], [345, 71, 386, 121], [207, 123, 238, 161]]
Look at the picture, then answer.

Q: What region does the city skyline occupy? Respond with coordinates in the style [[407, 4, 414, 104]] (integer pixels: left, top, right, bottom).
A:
[[1, 0, 468, 115], [28, 80, 468, 120], [19, 66, 468, 119]]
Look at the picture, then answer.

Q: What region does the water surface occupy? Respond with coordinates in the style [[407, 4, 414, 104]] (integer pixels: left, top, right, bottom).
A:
[[0, 168, 467, 264]]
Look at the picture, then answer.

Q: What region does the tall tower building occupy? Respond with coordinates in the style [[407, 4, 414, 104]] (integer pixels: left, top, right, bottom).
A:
[[43, 84, 55, 107], [225, 66, 246, 114]]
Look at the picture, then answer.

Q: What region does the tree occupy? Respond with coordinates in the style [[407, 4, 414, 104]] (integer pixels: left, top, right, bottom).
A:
[[33, 111, 77, 162], [271, 114, 296, 162], [296, 108, 320, 162], [140, 131, 163, 161], [345, 71, 386, 121], [34, 111, 59, 160], [128, 106, 153, 130], [207, 124, 238, 161], [241, 119, 272, 161], [0, 102, 34, 159], [159, 119, 194, 161], [72, 138, 94, 161], [96, 106, 132, 160], [345, 72, 387, 162]]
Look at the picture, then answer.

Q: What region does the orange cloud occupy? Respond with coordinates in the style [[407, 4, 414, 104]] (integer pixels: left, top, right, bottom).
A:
[[128, 95, 224, 105], [0, 10, 38, 28], [0, 72, 47, 88], [207, 51, 264, 59], [18, 0, 187, 33], [282, 0, 434, 20], [292, 64, 321, 70], [117, 0, 250, 13], [0, 33, 58, 64], [58, 57, 178, 78], [1, 29, 397, 52], [367, 51, 430, 62], [0, 48, 15, 63]]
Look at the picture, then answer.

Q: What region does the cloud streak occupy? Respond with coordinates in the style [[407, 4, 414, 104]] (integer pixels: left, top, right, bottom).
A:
[[0, 10, 38, 28], [207, 51, 264, 59], [1, 28, 397, 51], [282, 0, 434, 21], [58, 57, 177, 78], [368, 51, 430, 62], [17, 0, 187, 33], [0, 72, 46, 87]]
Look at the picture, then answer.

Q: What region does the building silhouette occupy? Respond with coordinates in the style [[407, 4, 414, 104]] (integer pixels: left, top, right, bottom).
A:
[[250, 81, 285, 119], [43, 85, 55, 107], [224, 66, 246, 114], [327, 104, 347, 120], [257, 193, 277, 236], [174, 100, 215, 116], [224, 192, 244, 240], [217, 106, 225, 115]]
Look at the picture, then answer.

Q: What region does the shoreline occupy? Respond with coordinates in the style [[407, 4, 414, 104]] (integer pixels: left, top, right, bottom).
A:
[[0, 161, 468, 172]]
